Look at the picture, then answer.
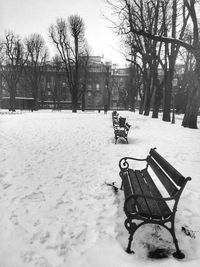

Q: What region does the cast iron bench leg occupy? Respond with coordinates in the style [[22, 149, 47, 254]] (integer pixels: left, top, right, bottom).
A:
[[171, 226, 185, 259], [125, 219, 137, 254], [126, 232, 135, 254]]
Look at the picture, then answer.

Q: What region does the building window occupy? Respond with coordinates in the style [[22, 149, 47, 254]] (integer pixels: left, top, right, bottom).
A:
[[47, 82, 50, 89], [2, 81, 6, 87], [88, 92, 92, 97], [95, 100, 100, 106], [88, 84, 92, 90], [2, 89, 7, 96], [96, 83, 100, 91]]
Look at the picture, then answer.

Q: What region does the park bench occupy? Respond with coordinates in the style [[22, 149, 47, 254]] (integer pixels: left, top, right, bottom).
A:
[[119, 116, 126, 127], [112, 111, 119, 127], [119, 148, 191, 259], [114, 122, 131, 144], [112, 112, 131, 144]]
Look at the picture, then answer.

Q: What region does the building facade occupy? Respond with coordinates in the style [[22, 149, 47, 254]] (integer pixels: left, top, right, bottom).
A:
[[0, 56, 130, 110]]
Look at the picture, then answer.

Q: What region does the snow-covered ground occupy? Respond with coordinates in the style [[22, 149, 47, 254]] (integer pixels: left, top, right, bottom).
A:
[[0, 109, 200, 267]]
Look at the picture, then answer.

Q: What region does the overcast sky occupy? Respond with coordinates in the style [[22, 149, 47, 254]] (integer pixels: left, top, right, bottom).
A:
[[0, 0, 127, 65]]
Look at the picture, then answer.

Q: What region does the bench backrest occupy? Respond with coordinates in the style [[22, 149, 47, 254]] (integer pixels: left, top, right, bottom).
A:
[[119, 117, 126, 127], [112, 111, 118, 120], [125, 123, 131, 131], [147, 148, 186, 197]]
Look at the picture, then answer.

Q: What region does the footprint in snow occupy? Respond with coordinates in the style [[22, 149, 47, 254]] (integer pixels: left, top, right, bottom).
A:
[[20, 191, 45, 202]]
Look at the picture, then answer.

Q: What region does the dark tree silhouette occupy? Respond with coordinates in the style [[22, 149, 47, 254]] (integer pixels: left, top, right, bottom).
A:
[[25, 33, 48, 110], [0, 32, 28, 111], [49, 15, 88, 112]]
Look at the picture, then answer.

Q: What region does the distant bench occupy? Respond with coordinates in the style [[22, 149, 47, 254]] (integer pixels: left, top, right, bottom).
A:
[[114, 123, 131, 144], [112, 110, 119, 127], [112, 111, 131, 144], [119, 148, 191, 259]]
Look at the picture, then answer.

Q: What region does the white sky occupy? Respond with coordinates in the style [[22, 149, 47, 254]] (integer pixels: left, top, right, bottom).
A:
[[0, 0, 127, 65]]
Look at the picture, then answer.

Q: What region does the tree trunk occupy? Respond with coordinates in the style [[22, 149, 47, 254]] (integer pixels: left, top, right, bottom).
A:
[[143, 87, 151, 116], [182, 57, 200, 128], [81, 89, 85, 111], [72, 89, 78, 112], [162, 40, 171, 122], [143, 69, 151, 116], [33, 91, 39, 110], [107, 91, 111, 110], [152, 80, 162, 118], [72, 35, 79, 113], [162, 90, 171, 121], [162, 72, 173, 121], [9, 85, 16, 112], [139, 94, 145, 114], [128, 84, 135, 111], [130, 98, 135, 112], [182, 86, 199, 128]]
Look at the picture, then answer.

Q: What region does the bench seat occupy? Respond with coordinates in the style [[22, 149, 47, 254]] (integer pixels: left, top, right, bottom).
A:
[[123, 169, 172, 219]]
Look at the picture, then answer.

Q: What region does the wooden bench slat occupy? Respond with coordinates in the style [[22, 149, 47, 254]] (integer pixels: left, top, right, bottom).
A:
[[141, 169, 172, 218], [128, 170, 151, 218], [147, 156, 178, 197], [150, 149, 185, 187], [123, 172, 137, 213], [123, 173, 134, 198], [135, 170, 164, 219]]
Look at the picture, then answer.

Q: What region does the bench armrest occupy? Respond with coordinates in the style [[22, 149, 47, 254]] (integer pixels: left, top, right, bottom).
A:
[[119, 157, 146, 171]]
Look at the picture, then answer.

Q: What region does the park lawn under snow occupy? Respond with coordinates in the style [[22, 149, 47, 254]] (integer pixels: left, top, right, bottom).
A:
[[0, 109, 200, 267]]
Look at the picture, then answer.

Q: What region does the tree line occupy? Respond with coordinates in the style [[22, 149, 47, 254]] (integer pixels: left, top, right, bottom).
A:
[[0, 14, 89, 113], [107, 0, 200, 129], [1, 2, 200, 129]]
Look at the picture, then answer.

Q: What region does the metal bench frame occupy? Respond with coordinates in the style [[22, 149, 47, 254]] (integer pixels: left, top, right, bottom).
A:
[[112, 112, 131, 144], [119, 148, 191, 259], [114, 123, 131, 144]]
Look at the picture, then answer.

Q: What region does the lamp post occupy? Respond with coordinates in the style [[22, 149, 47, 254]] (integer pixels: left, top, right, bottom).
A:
[[172, 77, 178, 124]]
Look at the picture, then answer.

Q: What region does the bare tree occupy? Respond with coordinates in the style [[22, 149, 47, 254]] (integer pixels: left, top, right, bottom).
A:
[[51, 55, 64, 109], [111, 0, 199, 128], [126, 54, 143, 112], [79, 48, 90, 111], [180, 0, 200, 128], [0, 31, 28, 111], [104, 62, 112, 109], [110, 0, 166, 117], [69, 15, 85, 111], [107, 0, 200, 128], [49, 15, 87, 112], [137, 0, 199, 128], [158, 0, 190, 121], [25, 33, 48, 110]]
